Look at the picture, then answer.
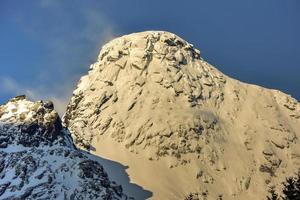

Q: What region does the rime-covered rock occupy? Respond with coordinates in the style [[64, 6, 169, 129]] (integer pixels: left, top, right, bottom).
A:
[[0, 96, 127, 200], [63, 31, 300, 199]]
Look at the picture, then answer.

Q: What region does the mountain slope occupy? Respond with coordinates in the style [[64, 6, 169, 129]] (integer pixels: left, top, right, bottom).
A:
[[63, 31, 300, 199], [0, 95, 127, 200]]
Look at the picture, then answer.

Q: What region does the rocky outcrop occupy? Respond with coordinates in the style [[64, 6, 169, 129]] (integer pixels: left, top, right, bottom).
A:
[[0, 95, 68, 147], [0, 96, 127, 200], [63, 31, 226, 160]]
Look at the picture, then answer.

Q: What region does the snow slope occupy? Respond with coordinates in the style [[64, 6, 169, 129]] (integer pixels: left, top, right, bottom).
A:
[[64, 31, 300, 199]]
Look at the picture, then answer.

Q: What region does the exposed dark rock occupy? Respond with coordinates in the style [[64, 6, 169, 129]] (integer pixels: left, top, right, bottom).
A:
[[43, 100, 54, 110]]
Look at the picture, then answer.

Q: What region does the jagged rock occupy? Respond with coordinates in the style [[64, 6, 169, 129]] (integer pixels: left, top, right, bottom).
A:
[[43, 100, 54, 110], [0, 96, 65, 147], [0, 97, 128, 199], [64, 31, 224, 160]]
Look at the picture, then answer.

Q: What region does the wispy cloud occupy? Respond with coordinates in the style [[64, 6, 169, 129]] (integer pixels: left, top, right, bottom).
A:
[[0, 76, 72, 116], [4, 1, 117, 114]]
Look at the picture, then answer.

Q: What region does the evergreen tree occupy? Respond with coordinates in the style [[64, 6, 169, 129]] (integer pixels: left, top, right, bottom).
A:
[[282, 170, 300, 200], [267, 169, 300, 200]]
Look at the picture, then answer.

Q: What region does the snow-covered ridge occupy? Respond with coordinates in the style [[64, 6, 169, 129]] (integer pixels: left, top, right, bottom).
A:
[[0, 96, 128, 199]]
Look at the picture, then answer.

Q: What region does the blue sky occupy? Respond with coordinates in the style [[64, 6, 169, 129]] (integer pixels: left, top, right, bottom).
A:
[[0, 0, 299, 114]]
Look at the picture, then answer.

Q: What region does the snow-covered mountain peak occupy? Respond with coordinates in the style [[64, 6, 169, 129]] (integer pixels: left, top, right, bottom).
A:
[[0, 97, 128, 199], [63, 31, 300, 199], [64, 31, 227, 154]]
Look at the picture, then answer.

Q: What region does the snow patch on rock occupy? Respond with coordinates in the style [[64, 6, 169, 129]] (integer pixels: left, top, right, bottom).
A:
[[0, 96, 128, 200]]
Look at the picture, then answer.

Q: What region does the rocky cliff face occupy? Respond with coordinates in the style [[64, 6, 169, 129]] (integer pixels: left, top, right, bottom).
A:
[[63, 31, 226, 159], [63, 31, 300, 199], [0, 96, 127, 199]]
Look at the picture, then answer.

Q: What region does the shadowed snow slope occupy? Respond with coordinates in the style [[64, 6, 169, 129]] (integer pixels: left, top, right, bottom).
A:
[[64, 31, 300, 199]]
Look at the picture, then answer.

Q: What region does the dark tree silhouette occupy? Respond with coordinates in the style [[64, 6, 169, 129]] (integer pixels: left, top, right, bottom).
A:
[[282, 170, 300, 200], [267, 169, 300, 200]]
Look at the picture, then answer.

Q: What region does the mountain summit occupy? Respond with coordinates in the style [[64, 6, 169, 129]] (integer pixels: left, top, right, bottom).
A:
[[64, 31, 226, 156], [64, 31, 300, 199]]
